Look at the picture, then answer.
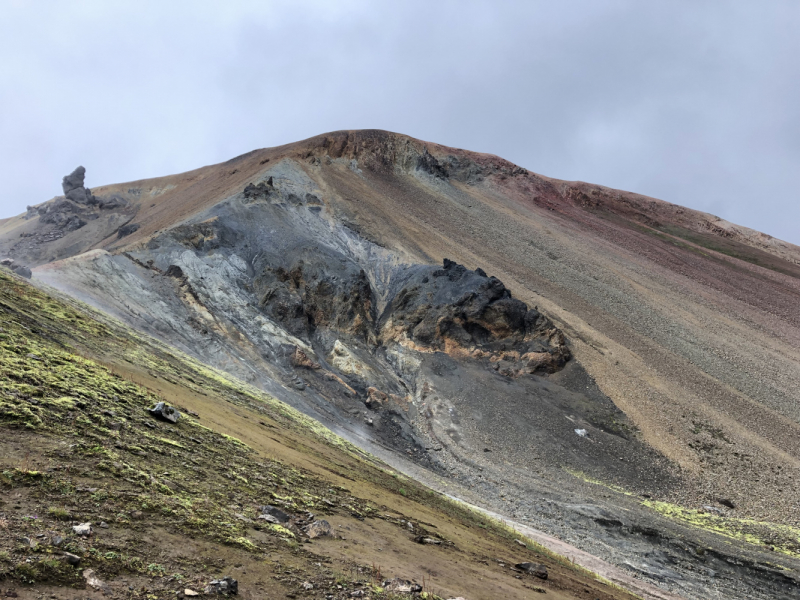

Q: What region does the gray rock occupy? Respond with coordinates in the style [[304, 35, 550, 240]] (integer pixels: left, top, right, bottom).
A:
[[305, 519, 333, 539], [204, 576, 238, 595], [62, 166, 96, 205], [62, 552, 81, 566], [257, 514, 280, 524], [98, 195, 127, 210], [516, 562, 548, 580], [9, 263, 32, 279], [117, 223, 141, 238], [260, 505, 291, 523], [149, 401, 180, 423], [72, 522, 92, 536], [62, 166, 86, 194]]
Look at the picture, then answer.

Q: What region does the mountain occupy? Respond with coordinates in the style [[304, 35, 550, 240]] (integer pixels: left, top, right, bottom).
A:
[[1, 130, 799, 600]]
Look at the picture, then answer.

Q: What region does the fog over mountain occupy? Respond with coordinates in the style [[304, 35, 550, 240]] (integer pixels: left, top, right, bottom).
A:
[[1, 1, 799, 243]]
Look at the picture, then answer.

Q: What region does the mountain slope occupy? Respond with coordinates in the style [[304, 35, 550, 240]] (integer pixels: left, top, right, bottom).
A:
[[1, 130, 799, 599], [0, 268, 643, 600]]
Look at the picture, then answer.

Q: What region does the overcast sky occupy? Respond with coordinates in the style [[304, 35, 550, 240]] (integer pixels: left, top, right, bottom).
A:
[[2, 1, 798, 244]]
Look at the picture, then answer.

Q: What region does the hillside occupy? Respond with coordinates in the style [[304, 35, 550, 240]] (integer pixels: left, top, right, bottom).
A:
[[0, 268, 639, 600], [1, 130, 799, 599]]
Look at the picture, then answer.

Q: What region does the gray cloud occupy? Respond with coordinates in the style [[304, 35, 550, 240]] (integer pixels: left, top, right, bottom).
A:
[[1, 0, 798, 243]]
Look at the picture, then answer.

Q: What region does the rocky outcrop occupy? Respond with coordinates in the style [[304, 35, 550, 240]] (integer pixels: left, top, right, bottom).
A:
[[0, 258, 32, 279], [255, 261, 377, 345], [243, 177, 274, 202], [117, 222, 141, 238], [62, 166, 97, 205], [380, 259, 570, 374]]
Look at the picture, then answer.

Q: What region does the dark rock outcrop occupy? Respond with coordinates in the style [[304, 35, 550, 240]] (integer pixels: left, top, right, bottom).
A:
[[416, 148, 449, 179], [243, 177, 274, 202], [37, 198, 88, 231], [62, 166, 97, 205], [380, 259, 570, 373], [1, 258, 32, 279], [260, 505, 291, 524], [117, 223, 141, 238]]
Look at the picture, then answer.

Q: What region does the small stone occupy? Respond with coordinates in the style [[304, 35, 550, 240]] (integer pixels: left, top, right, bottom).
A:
[[301, 582, 313, 590], [717, 498, 735, 509], [184, 589, 200, 597], [514, 539, 526, 547], [99, 521, 109, 529], [62, 552, 81, 566], [350, 591, 363, 598], [72, 522, 92, 536]]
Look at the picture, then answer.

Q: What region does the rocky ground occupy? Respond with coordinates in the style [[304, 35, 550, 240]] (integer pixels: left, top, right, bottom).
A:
[[1, 130, 799, 599]]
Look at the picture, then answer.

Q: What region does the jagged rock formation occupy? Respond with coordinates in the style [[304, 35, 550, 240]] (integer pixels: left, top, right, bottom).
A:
[[62, 166, 96, 205]]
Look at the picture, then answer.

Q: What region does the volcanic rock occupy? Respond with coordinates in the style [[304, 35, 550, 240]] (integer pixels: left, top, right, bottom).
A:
[[305, 519, 333, 539], [148, 401, 180, 423], [260, 505, 291, 523], [205, 576, 238, 595], [516, 562, 548, 579], [62, 166, 96, 205]]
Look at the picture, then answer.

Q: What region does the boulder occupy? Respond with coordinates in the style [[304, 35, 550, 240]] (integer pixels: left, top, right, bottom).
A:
[[117, 223, 141, 238], [260, 505, 291, 523], [8, 263, 32, 279], [72, 522, 92, 536], [305, 519, 333, 539], [515, 562, 548, 579], [204, 576, 238, 595], [148, 401, 180, 423], [165, 265, 185, 278]]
